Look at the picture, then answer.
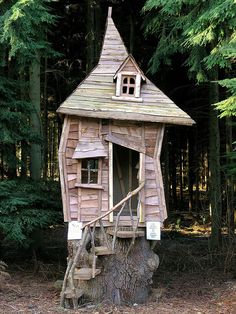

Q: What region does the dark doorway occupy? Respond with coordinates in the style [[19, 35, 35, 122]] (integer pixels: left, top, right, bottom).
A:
[[113, 144, 139, 216]]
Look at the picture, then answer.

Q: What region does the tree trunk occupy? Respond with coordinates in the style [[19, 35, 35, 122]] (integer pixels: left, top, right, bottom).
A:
[[188, 131, 194, 211], [170, 134, 177, 209], [209, 70, 222, 249], [29, 55, 42, 180], [66, 231, 159, 307], [162, 132, 169, 213], [225, 116, 234, 240], [43, 57, 48, 180], [86, 0, 95, 73], [20, 69, 28, 178]]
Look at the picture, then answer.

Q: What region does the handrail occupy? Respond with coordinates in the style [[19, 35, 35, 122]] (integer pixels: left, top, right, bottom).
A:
[[61, 181, 145, 307], [82, 181, 145, 229]]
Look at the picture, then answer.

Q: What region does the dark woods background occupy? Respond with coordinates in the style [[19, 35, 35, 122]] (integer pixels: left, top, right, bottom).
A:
[[0, 0, 235, 257]]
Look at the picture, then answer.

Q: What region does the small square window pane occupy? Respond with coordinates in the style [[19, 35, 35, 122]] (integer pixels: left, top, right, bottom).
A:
[[81, 170, 88, 183], [123, 86, 127, 94], [130, 77, 135, 84], [129, 87, 135, 95], [90, 171, 98, 183]]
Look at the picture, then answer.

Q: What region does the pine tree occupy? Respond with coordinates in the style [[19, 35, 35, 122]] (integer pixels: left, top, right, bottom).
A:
[[0, 0, 57, 180], [143, 0, 236, 248]]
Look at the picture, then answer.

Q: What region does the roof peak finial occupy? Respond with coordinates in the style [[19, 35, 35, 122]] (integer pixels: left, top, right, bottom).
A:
[[108, 7, 112, 18]]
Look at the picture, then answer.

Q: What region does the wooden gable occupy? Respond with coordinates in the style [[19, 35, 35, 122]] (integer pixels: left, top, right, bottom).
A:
[[114, 55, 145, 80]]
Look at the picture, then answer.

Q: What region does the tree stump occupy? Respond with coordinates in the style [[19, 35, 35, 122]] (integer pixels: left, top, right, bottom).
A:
[[68, 232, 159, 306]]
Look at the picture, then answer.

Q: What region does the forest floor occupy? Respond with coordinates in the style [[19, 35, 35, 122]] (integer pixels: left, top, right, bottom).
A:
[[1, 231, 236, 314]]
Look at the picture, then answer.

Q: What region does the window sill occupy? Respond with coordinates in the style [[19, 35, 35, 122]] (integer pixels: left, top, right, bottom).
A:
[[112, 96, 143, 103], [74, 183, 104, 190]]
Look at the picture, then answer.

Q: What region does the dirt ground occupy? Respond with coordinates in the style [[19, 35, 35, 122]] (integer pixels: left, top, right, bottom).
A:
[[1, 266, 236, 313], [1, 236, 236, 314]]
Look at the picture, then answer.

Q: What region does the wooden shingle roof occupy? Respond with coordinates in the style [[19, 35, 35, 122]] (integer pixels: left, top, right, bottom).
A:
[[57, 8, 195, 126]]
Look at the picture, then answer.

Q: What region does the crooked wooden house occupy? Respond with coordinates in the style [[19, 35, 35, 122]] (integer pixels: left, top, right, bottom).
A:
[[57, 8, 194, 306]]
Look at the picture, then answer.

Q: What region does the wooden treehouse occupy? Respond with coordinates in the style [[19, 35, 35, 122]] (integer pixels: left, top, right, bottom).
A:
[[57, 8, 194, 309]]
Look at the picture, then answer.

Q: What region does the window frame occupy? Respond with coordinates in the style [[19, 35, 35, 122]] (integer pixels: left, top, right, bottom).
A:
[[112, 72, 143, 102], [121, 75, 136, 96], [75, 158, 103, 189]]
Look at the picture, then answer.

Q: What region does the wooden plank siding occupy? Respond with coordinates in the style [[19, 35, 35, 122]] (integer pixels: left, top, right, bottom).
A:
[[143, 124, 166, 222], [60, 114, 166, 225]]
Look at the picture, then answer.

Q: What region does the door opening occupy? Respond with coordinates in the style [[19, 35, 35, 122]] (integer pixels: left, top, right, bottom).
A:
[[113, 144, 139, 216]]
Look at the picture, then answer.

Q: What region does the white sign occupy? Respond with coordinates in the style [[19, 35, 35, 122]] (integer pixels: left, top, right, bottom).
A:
[[68, 221, 83, 240], [146, 221, 161, 240]]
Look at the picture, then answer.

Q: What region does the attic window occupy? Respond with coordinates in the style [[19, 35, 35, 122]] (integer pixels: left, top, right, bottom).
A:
[[122, 76, 136, 96], [112, 72, 143, 102]]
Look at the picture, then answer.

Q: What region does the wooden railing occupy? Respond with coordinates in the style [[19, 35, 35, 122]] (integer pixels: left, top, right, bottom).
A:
[[60, 181, 145, 308], [82, 181, 145, 229]]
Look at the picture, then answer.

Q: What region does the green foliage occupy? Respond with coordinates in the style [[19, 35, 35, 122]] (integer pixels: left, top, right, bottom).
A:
[[0, 180, 62, 247], [143, 0, 236, 116], [0, 0, 60, 177], [143, 0, 235, 78], [0, 76, 34, 144], [0, 0, 58, 63]]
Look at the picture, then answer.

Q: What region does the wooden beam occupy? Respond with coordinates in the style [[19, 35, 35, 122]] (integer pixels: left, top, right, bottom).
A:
[[104, 134, 145, 153], [108, 142, 113, 222], [139, 153, 145, 223]]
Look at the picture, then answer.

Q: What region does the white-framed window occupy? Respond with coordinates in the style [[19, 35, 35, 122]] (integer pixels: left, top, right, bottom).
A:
[[112, 72, 143, 102]]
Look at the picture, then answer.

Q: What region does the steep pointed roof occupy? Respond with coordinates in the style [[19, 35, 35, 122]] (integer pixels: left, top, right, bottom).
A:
[[57, 8, 195, 126]]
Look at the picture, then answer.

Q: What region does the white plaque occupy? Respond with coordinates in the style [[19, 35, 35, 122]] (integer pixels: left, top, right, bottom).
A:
[[146, 221, 161, 240], [68, 221, 83, 240]]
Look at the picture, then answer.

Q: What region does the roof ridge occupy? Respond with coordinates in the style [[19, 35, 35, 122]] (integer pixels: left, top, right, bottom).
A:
[[97, 8, 129, 69]]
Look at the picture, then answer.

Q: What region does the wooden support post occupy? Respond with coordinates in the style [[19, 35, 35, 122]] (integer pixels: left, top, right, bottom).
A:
[[128, 150, 132, 192], [109, 142, 113, 222], [139, 153, 145, 223]]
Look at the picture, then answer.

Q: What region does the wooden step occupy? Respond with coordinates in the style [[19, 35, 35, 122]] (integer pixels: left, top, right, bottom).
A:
[[94, 246, 115, 256], [74, 267, 101, 280], [64, 288, 84, 299], [107, 229, 145, 238]]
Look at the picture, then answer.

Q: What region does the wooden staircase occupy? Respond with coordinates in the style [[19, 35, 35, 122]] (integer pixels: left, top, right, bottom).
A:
[[60, 182, 145, 309]]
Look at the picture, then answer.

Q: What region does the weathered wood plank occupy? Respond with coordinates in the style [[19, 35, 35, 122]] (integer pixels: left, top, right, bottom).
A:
[[146, 196, 159, 206], [65, 148, 74, 158], [68, 179, 76, 189], [108, 141, 113, 222], [70, 204, 78, 212], [67, 139, 78, 149], [58, 107, 194, 126], [81, 194, 98, 201], [139, 152, 145, 223], [69, 196, 78, 205], [70, 212, 78, 219], [68, 131, 79, 140], [81, 199, 99, 208], [145, 189, 158, 198], [68, 174, 77, 181], [104, 134, 145, 153], [66, 158, 77, 166], [67, 164, 77, 174]]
